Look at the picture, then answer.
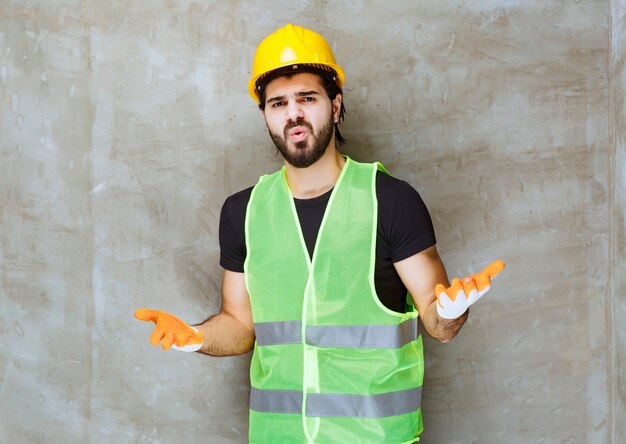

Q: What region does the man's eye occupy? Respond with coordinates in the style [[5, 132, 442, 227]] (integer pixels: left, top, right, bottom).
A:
[[271, 101, 285, 107], [302, 97, 315, 102]]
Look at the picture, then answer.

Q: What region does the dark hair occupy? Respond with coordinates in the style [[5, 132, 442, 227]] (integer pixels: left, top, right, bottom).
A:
[[256, 65, 347, 146]]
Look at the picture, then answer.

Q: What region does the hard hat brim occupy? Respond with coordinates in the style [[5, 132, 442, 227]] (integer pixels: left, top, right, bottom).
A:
[[248, 62, 345, 104]]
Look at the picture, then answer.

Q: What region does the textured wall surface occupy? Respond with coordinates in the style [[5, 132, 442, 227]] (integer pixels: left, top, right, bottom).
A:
[[610, 1, 626, 443], [0, 1, 620, 443]]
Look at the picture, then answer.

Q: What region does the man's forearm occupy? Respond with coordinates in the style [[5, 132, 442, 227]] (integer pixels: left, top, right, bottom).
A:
[[194, 312, 255, 356], [421, 302, 468, 343]]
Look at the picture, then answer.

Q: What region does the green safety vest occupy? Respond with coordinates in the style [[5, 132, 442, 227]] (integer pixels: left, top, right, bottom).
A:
[[244, 158, 424, 443]]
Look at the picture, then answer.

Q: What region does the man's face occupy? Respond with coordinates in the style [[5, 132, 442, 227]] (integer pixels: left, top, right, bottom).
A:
[[262, 73, 341, 168]]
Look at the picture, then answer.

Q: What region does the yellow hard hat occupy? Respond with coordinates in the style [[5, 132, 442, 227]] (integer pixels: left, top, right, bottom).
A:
[[248, 24, 345, 103]]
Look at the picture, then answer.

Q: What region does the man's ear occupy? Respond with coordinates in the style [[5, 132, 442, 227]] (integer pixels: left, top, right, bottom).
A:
[[332, 93, 342, 123]]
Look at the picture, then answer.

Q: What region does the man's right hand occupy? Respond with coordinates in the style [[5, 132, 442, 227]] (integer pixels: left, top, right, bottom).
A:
[[135, 308, 204, 352]]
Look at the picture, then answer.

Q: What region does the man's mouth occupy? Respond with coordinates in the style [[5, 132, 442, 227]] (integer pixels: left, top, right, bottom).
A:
[[288, 127, 308, 143]]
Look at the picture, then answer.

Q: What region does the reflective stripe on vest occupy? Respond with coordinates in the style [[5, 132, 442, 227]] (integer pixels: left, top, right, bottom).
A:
[[250, 387, 422, 418], [254, 317, 420, 348]]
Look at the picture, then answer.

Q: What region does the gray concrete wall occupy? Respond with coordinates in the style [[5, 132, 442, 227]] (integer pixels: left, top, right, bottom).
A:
[[610, 1, 626, 443], [0, 1, 619, 443]]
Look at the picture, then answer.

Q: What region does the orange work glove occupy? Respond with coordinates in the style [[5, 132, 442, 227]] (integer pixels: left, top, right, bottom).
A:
[[135, 308, 204, 352], [435, 260, 505, 320]]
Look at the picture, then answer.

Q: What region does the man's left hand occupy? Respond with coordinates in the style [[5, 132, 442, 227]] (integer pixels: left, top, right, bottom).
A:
[[435, 260, 505, 320]]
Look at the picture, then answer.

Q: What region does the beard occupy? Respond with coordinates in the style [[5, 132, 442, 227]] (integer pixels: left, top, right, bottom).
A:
[[268, 113, 335, 169]]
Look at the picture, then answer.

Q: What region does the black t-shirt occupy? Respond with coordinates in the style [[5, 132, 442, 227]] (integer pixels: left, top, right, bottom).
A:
[[219, 171, 436, 313]]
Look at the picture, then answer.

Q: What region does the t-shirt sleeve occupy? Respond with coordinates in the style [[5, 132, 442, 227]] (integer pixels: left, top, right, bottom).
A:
[[218, 187, 252, 272], [377, 173, 436, 263]]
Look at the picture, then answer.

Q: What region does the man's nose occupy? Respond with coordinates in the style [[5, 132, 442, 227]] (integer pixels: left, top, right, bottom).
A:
[[286, 101, 304, 123]]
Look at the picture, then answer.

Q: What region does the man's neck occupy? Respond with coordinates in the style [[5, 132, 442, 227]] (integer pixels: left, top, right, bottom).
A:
[[284, 146, 346, 199]]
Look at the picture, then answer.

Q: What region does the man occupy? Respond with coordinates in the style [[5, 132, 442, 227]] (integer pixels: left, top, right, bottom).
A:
[[136, 24, 504, 443]]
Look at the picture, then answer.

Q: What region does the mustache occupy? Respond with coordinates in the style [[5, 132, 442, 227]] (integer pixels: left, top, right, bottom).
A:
[[283, 120, 313, 138]]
